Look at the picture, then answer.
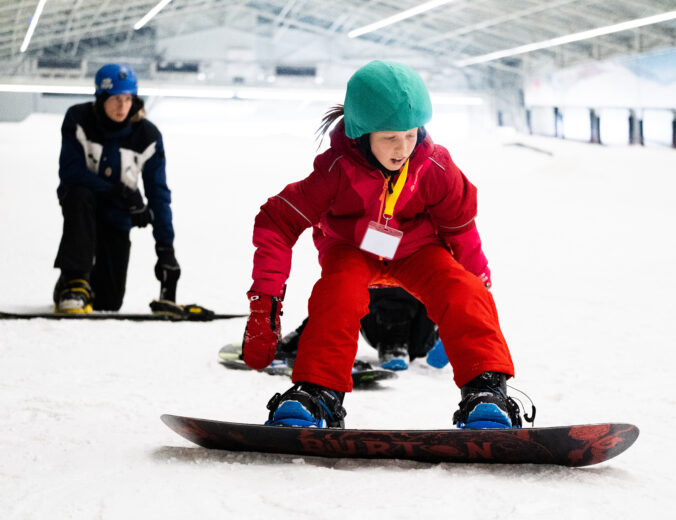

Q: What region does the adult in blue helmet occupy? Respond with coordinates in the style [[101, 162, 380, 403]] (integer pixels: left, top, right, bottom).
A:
[[53, 63, 180, 313]]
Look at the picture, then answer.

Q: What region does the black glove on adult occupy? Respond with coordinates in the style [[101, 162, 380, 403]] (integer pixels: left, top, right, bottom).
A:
[[120, 187, 154, 228], [155, 244, 181, 302]]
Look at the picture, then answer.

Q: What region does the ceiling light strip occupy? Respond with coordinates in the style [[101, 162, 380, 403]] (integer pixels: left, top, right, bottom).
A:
[[20, 0, 49, 52], [454, 10, 676, 67], [134, 0, 174, 30], [348, 0, 456, 38]]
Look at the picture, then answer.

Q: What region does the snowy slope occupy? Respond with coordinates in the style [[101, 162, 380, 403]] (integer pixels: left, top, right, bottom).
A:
[[1, 99, 675, 519]]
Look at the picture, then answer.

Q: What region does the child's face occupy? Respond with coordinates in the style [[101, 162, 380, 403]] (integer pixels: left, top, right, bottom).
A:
[[103, 94, 133, 123], [369, 128, 418, 171]]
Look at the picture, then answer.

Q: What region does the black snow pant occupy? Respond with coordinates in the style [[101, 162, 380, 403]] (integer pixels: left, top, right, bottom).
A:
[[360, 287, 438, 360], [54, 185, 131, 311]]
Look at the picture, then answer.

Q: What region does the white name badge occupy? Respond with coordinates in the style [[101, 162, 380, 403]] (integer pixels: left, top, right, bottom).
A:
[[359, 221, 403, 260]]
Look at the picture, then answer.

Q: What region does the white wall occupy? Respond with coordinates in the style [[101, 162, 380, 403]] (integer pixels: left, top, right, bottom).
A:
[[525, 48, 676, 109], [524, 48, 675, 145], [528, 107, 557, 137], [0, 92, 93, 121], [643, 109, 674, 147], [560, 107, 592, 141]]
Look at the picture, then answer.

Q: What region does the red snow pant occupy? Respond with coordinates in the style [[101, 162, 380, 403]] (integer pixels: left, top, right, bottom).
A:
[[292, 244, 514, 392]]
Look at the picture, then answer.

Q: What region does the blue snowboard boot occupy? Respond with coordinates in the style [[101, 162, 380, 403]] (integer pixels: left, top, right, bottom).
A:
[[453, 372, 522, 429], [266, 382, 346, 428], [377, 342, 409, 371]]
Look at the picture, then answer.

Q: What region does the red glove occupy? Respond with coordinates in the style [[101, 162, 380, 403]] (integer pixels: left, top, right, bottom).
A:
[[242, 291, 283, 370]]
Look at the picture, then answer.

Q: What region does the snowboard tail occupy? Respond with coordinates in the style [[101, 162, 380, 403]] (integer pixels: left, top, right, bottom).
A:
[[161, 415, 638, 467]]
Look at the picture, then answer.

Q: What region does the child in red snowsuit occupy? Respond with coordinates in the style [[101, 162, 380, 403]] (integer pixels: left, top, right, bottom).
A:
[[243, 60, 524, 429]]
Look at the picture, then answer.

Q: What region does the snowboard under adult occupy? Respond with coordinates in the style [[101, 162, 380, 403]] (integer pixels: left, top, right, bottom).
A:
[[0, 310, 246, 321]]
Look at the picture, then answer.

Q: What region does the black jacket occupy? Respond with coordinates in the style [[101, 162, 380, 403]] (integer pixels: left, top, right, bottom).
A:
[[58, 101, 174, 245]]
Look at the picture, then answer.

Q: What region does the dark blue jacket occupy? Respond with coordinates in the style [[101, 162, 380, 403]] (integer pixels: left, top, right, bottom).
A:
[[57, 102, 174, 245]]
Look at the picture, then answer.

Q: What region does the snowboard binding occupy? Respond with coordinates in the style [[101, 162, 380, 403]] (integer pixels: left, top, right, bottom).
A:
[[265, 382, 346, 428]]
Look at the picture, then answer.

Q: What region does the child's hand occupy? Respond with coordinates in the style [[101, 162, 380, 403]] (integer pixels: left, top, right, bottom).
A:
[[242, 291, 283, 369]]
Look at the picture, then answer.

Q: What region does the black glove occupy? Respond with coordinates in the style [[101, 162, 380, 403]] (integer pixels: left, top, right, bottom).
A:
[[155, 244, 181, 302], [120, 187, 154, 228]]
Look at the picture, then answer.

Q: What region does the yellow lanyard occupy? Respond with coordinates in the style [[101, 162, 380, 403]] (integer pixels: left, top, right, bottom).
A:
[[383, 159, 409, 224]]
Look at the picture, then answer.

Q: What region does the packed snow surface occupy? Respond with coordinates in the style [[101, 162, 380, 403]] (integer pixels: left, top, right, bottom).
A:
[[1, 99, 674, 519]]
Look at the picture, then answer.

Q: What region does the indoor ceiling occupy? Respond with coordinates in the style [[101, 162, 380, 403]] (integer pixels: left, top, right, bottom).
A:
[[1, 0, 674, 81]]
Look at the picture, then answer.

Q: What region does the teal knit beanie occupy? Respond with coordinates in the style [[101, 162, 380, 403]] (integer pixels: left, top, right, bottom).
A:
[[343, 60, 432, 139]]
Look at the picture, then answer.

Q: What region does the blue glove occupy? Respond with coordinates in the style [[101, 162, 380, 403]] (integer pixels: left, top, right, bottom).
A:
[[426, 338, 449, 369]]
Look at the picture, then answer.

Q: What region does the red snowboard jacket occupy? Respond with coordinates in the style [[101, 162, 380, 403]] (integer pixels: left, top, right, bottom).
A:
[[251, 120, 487, 297]]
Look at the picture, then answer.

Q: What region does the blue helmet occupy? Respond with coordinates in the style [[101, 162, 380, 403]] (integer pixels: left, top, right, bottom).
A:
[[95, 64, 138, 96]]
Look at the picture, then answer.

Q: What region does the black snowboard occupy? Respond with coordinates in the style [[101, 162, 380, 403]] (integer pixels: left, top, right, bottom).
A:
[[161, 414, 639, 467], [0, 310, 247, 321], [218, 343, 398, 387]]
